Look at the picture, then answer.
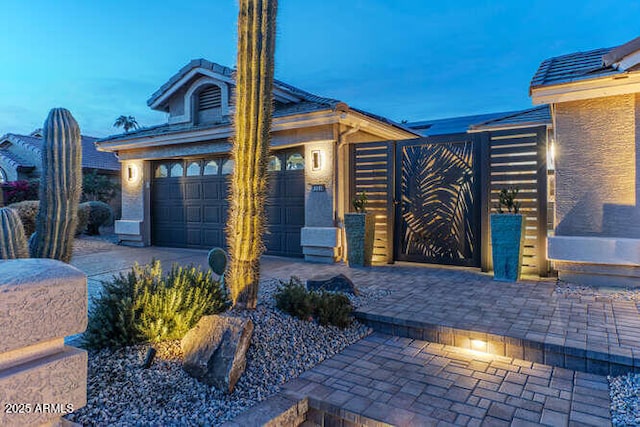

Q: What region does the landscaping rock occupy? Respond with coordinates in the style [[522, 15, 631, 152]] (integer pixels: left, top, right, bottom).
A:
[[306, 274, 359, 295], [182, 314, 254, 393]]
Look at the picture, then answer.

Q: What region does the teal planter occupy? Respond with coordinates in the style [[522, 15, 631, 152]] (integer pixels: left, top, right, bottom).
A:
[[344, 213, 375, 267], [491, 214, 525, 282]]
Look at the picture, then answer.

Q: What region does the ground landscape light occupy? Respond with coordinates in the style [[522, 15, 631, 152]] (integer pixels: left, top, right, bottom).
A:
[[470, 339, 488, 353]]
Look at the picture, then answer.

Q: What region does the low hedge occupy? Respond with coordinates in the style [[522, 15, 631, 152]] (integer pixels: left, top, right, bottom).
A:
[[275, 277, 353, 328]]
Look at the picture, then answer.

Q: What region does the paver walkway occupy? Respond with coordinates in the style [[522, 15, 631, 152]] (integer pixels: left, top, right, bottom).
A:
[[284, 334, 611, 426], [71, 239, 623, 425]]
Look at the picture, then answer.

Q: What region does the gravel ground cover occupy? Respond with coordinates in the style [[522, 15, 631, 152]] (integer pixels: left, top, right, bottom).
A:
[[556, 281, 639, 426], [72, 233, 119, 255], [65, 279, 390, 426]]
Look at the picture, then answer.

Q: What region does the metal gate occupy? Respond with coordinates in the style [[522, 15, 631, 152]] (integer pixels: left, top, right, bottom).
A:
[[394, 135, 480, 266]]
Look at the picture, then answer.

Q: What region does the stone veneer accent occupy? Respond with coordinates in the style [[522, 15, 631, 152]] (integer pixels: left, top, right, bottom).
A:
[[0, 259, 88, 426]]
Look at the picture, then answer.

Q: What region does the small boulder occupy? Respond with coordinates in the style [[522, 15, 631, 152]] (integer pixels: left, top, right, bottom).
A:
[[306, 274, 359, 295], [181, 314, 254, 393]]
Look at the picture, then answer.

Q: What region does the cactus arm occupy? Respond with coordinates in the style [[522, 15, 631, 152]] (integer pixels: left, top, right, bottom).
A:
[[0, 207, 28, 259]]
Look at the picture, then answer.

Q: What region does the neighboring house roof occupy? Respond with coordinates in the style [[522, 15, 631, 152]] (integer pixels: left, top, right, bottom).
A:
[[407, 106, 551, 136], [0, 150, 35, 171], [0, 133, 120, 171]]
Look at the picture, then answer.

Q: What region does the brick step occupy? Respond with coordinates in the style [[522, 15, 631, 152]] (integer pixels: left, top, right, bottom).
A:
[[355, 310, 637, 377]]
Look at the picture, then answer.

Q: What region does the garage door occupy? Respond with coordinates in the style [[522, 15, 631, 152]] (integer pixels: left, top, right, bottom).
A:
[[151, 149, 305, 257]]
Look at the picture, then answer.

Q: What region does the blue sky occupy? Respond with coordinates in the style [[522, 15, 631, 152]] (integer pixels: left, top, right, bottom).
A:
[[0, 0, 638, 137]]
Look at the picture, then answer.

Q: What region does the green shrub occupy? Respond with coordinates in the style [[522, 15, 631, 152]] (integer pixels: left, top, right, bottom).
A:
[[8, 200, 39, 236], [81, 201, 112, 235], [275, 277, 315, 321], [275, 277, 354, 328], [76, 203, 90, 236], [313, 292, 353, 328], [10, 200, 90, 237], [82, 260, 228, 349], [82, 169, 119, 204]]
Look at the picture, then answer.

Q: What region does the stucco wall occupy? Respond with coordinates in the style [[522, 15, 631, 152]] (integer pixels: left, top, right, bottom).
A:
[[554, 94, 639, 238], [304, 141, 335, 227], [271, 125, 334, 148]]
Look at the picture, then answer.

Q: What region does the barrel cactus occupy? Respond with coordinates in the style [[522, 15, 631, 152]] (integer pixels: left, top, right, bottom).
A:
[[0, 207, 28, 259], [29, 108, 82, 262]]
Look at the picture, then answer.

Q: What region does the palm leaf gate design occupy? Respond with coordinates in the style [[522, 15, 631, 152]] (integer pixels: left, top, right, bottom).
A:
[[397, 140, 477, 265]]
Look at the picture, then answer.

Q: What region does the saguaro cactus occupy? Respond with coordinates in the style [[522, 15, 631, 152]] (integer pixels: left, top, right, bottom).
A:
[[226, 0, 278, 309], [0, 207, 28, 259], [30, 108, 82, 262]]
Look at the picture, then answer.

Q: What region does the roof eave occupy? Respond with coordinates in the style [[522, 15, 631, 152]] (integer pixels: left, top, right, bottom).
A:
[[340, 110, 420, 140], [96, 109, 339, 152], [530, 70, 640, 105], [468, 121, 552, 133]]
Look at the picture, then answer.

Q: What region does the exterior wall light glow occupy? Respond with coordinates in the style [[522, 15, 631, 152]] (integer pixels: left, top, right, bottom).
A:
[[470, 339, 487, 353], [311, 150, 323, 171], [127, 164, 139, 183], [548, 140, 556, 171]]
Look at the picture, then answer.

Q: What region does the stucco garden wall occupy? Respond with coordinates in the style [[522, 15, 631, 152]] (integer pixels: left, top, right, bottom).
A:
[[555, 93, 639, 238], [0, 258, 88, 426], [550, 93, 640, 286]]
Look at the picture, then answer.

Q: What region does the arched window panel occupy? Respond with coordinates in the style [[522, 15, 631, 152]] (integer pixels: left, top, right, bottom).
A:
[[203, 160, 219, 175], [186, 161, 201, 176], [0, 167, 6, 183], [155, 164, 168, 178], [267, 155, 282, 171], [170, 162, 184, 177], [222, 159, 234, 175], [198, 85, 222, 111], [286, 153, 304, 170]]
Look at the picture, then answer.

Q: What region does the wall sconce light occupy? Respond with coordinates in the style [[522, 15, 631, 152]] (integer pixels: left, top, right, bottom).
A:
[[127, 164, 139, 183], [311, 150, 323, 171]]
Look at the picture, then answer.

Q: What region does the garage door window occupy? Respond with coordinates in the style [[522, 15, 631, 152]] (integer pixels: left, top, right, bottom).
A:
[[155, 164, 169, 178], [170, 163, 184, 177], [286, 153, 304, 170], [222, 159, 234, 175], [203, 160, 219, 175], [186, 161, 201, 176], [267, 155, 282, 171]]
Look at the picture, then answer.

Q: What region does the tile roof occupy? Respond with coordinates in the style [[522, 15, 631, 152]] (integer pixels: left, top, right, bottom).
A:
[[1, 133, 120, 171], [408, 106, 551, 136], [407, 111, 517, 136], [98, 101, 334, 143], [0, 150, 35, 170], [470, 105, 551, 130], [147, 58, 342, 109], [102, 59, 417, 144], [530, 47, 620, 89]]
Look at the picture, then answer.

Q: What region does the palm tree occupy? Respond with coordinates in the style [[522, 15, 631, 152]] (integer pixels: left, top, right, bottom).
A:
[[226, 0, 278, 309], [113, 115, 140, 133]]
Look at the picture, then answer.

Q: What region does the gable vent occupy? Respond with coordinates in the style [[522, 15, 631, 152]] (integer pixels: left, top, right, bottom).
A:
[[198, 86, 222, 110]]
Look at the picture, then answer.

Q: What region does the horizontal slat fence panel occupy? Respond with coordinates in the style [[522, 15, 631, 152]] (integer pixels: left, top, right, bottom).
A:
[[486, 127, 548, 276], [350, 141, 394, 264]]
